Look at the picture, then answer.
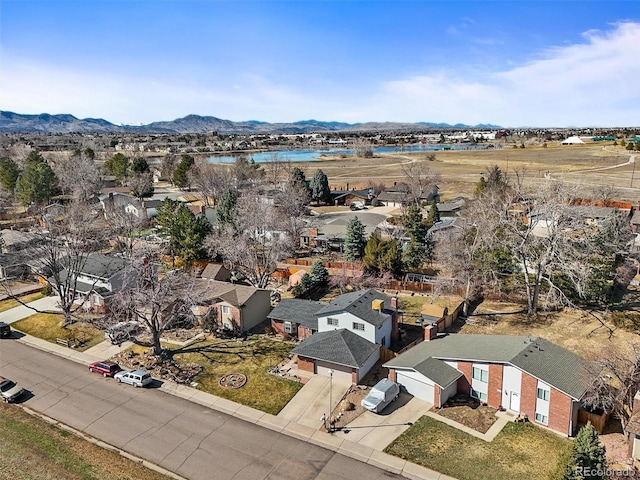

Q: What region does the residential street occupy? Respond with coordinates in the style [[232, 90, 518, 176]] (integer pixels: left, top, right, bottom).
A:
[[0, 339, 404, 480]]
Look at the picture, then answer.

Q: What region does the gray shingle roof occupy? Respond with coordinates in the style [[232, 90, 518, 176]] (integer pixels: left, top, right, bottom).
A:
[[78, 254, 127, 279], [414, 357, 463, 389], [315, 289, 391, 328], [384, 334, 593, 400], [291, 329, 379, 368], [268, 298, 322, 330]]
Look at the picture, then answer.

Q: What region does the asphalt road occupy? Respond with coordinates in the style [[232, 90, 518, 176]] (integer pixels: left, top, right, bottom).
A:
[[0, 339, 401, 480]]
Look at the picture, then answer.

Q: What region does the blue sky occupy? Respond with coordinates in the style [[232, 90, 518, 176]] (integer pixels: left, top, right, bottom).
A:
[[1, 1, 639, 127]]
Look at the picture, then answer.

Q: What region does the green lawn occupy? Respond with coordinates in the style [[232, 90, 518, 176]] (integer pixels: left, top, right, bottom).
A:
[[0, 403, 169, 480], [125, 336, 303, 415], [385, 416, 570, 480], [11, 313, 104, 351], [0, 292, 45, 313]]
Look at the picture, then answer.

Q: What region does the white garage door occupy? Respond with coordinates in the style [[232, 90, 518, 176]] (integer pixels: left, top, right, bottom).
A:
[[396, 371, 435, 403], [316, 361, 353, 383]]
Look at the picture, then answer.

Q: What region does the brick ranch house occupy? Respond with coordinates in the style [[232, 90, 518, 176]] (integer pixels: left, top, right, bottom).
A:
[[384, 329, 594, 436]]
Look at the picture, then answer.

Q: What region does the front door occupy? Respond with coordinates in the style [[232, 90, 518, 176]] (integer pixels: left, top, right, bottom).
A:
[[509, 392, 520, 412]]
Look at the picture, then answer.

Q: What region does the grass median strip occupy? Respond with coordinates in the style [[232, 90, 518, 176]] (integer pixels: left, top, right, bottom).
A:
[[11, 313, 104, 351], [384, 415, 570, 480], [0, 403, 170, 480]]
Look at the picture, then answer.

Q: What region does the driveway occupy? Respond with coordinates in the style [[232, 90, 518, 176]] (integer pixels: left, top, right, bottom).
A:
[[277, 375, 352, 429], [339, 393, 433, 451], [2, 296, 61, 324]]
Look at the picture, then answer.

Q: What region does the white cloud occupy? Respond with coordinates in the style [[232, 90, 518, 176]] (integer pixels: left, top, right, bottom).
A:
[[366, 22, 640, 126]]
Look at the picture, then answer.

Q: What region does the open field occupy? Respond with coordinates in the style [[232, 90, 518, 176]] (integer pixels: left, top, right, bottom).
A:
[[385, 416, 570, 480], [297, 143, 639, 200], [0, 403, 169, 480]]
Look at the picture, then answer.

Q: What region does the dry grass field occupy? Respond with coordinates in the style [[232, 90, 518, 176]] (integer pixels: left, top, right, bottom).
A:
[[300, 143, 638, 200]]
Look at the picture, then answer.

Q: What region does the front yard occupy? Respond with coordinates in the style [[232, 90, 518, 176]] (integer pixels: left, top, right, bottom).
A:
[[0, 292, 44, 313], [385, 416, 570, 480], [114, 335, 303, 415], [11, 313, 104, 351]]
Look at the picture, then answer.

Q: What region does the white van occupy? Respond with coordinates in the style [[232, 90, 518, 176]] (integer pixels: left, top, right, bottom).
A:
[[361, 379, 400, 413]]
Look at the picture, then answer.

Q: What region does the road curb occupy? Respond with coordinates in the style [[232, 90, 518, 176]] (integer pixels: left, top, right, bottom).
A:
[[20, 406, 189, 480]]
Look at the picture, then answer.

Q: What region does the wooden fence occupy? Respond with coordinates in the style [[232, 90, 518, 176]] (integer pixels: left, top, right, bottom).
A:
[[379, 346, 397, 362], [577, 408, 609, 434]]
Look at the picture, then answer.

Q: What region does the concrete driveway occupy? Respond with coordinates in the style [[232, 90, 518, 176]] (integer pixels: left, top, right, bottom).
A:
[[277, 375, 352, 429], [2, 296, 61, 324], [338, 393, 433, 451]]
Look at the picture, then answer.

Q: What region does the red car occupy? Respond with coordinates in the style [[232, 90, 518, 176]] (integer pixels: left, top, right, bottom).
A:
[[88, 361, 122, 377]]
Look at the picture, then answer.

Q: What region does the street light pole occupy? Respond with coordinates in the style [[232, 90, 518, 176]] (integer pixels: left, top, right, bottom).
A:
[[328, 369, 334, 432]]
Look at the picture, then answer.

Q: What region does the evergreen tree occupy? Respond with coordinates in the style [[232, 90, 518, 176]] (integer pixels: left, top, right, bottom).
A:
[[173, 154, 195, 188], [216, 189, 238, 226], [173, 204, 211, 264], [363, 234, 382, 272], [290, 167, 311, 201], [131, 157, 150, 173], [343, 216, 366, 261], [309, 169, 330, 205], [424, 200, 440, 227], [561, 423, 607, 480], [403, 204, 434, 270], [103, 153, 129, 184], [378, 239, 403, 276], [0, 157, 19, 192], [309, 259, 329, 285], [15, 160, 60, 206]]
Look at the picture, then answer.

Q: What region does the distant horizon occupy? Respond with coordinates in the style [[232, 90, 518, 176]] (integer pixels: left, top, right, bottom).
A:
[[4, 110, 638, 131], [1, 1, 638, 128]]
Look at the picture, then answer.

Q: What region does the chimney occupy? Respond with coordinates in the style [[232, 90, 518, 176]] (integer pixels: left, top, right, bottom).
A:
[[424, 323, 437, 341], [108, 192, 115, 214], [201, 205, 206, 216], [390, 296, 398, 311]]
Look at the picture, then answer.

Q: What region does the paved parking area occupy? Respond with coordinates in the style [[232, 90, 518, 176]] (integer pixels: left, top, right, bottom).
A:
[[278, 375, 352, 429], [338, 394, 433, 451]]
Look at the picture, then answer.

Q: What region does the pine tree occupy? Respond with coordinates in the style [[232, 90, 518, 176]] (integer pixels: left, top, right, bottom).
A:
[[173, 154, 195, 188], [216, 189, 238, 226], [343, 216, 366, 261], [0, 157, 19, 192], [424, 200, 440, 227], [363, 234, 382, 272], [561, 423, 607, 480], [309, 169, 330, 205], [309, 260, 329, 285], [402, 204, 434, 270], [16, 160, 60, 206]]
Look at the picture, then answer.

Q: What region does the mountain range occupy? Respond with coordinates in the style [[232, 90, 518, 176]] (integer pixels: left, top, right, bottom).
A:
[[0, 111, 501, 134]]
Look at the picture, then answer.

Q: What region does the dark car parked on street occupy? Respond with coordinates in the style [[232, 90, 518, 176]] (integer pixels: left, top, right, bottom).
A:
[[0, 322, 12, 338], [88, 361, 122, 377]]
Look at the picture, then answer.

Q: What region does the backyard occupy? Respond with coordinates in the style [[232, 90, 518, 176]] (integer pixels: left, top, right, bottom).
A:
[[113, 335, 303, 415], [385, 415, 570, 480], [0, 403, 169, 480], [11, 313, 104, 351]]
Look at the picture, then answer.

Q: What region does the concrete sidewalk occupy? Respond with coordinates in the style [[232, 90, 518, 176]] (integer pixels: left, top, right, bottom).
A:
[[1, 296, 61, 324], [4, 298, 456, 480]]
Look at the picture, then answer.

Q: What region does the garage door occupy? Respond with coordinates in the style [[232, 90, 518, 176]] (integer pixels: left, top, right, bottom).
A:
[[396, 371, 435, 403], [316, 361, 353, 383]]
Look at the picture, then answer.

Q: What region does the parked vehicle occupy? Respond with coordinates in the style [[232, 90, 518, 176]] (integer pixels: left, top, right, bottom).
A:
[[361, 378, 400, 413], [0, 376, 25, 403], [0, 322, 11, 338], [105, 321, 141, 345], [88, 361, 122, 377], [114, 370, 152, 388]]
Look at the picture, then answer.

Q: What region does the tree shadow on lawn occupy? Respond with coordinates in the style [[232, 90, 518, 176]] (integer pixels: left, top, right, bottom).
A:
[[164, 337, 286, 365]]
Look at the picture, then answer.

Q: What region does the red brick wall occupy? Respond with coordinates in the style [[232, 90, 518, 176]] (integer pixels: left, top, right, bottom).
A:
[[488, 364, 504, 408], [352, 370, 358, 383], [520, 372, 538, 420], [434, 384, 442, 407], [457, 361, 472, 395], [548, 389, 573, 436], [298, 326, 313, 339], [271, 319, 286, 336], [296, 356, 315, 373], [388, 368, 396, 382]]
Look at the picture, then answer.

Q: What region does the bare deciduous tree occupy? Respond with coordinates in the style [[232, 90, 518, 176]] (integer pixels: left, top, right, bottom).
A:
[[188, 162, 232, 206], [400, 161, 441, 207], [206, 194, 294, 288], [52, 151, 102, 202], [110, 253, 201, 356], [583, 343, 640, 432]]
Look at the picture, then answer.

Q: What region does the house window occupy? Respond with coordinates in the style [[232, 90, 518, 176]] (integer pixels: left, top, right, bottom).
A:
[[536, 388, 550, 401], [327, 317, 338, 326], [284, 322, 295, 334], [535, 413, 548, 425], [221, 305, 231, 314], [352, 322, 365, 331], [471, 389, 487, 402], [472, 367, 488, 383]]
